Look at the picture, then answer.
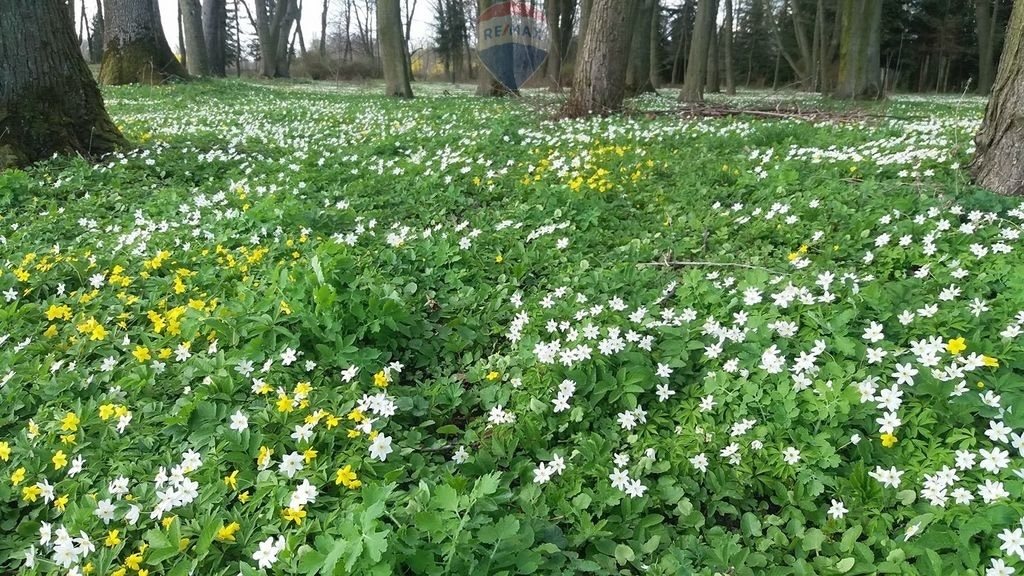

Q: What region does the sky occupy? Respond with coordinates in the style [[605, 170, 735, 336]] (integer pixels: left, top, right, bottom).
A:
[[80, 1, 439, 54]]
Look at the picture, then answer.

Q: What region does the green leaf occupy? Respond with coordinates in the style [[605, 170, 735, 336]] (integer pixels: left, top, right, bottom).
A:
[[835, 557, 855, 573], [614, 544, 635, 565]]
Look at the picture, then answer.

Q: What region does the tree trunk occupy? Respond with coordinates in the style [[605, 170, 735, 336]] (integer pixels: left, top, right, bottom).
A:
[[378, 0, 413, 96], [977, 0, 999, 94], [180, 0, 209, 75], [706, 8, 719, 93], [1, 0, 126, 169], [100, 0, 188, 84], [545, 0, 563, 90], [578, 0, 593, 59], [562, 0, 636, 116], [833, 0, 881, 99], [680, 0, 714, 102], [972, 0, 1024, 195], [723, 0, 734, 94], [625, 0, 655, 96], [253, 0, 297, 77], [91, 0, 106, 63], [320, 0, 329, 57], [204, 0, 227, 75]]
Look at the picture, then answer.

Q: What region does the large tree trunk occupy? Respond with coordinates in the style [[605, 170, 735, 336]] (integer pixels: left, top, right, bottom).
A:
[[625, 0, 656, 96], [562, 0, 636, 117], [203, 0, 227, 76], [706, 6, 720, 93], [972, 1, 1024, 195], [833, 0, 881, 99], [680, 0, 714, 102], [100, 0, 188, 84], [180, 0, 209, 75], [377, 0, 413, 97], [723, 0, 734, 94], [1, 0, 125, 169]]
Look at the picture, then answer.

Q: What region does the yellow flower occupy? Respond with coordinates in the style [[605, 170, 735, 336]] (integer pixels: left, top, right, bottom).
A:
[[99, 403, 116, 420], [27, 420, 39, 438], [54, 494, 68, 511], [294, 381, 312, 397], [280, 301, 292, 315], [83, 563, 94, 575], [325, 414, 340, 429], [0, 441, 10, 461], [347, 429, 361, 438], [10, 467, 25, 486], [880, 433, 898, 448], [486, 371, 500, 381], [335, 465, 362, 489], [52, 450, 68, 469], [178, 538, 190, 552], [111, 568, 127, 576], [216, 522, 241, 542], [132, 346, 151, 362], [22, 485, 42, 502], [303, 448, 317, 463], [44, 324, 59, 338], [60, 434, 75, 445], [347, 409, 364, 423], [60, 412, 80, 432], [282, 507, 307, 525], [138, 569, 150, 576], [276, 395, 294, 413], [105, 529, 122, 547], [257, 446, 273, 468], [373, 370, 389, 388], [495, 254, 503, 263], [161, 516, 176, 529], [224, 470, 238, 490], [238, 491, 251, 503], [125, 552, 143, 570], [982, 355, 999, 368], [946, 337, 967, 355], [89, 322, 107, 341], [44, 303, 72, 321]]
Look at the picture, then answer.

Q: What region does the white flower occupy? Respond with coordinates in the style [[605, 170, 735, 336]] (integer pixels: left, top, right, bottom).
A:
[[827, 499, 847, 519], [94, 499, 116, 524], [904, 522, 922, 540], [609, 468, 630, 490], [980, 447, 1011, 473], [252, 535, 285, 569], [229, 410, 248, 432], [690, 453, 709, 472], [868, 466, 904, 488], [988, 557, 1016, 576], [279, 452, 305, 478], [624, 478, 647, 498], [998, 527, 1024, 560], [280, 347, 298, 366], [369, 434, 393, 461], [862, 322, 885, 342], [782, 447, 801, 465], [533, 462, 553, 484], [979, 479, 1010, 503], [452, 446, 469, 464]]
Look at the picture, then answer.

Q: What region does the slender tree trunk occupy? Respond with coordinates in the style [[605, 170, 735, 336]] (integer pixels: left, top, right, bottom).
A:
[[178, 2, 187, 67], [378, 0, 413, 96], [92, 0, 106, 62], [680, 0, 714, 102], [180, 0, 209, 75], [833, 0, 882, 99], [723, 0, 734, 94], [706, 7, 719, 93], [649, 0, 660, 89], [671, 11, 688, 85], [563, 0, 637, 116], [100, 0, 189, 84], [546, 0, 563, 90], [972, 0, 1024, 194], [1, 0, 126, 169], [204, 0, 227, 75], [320, 0, 330, 56], [626, 0, 655, 96], [976, 0, 999, 94]]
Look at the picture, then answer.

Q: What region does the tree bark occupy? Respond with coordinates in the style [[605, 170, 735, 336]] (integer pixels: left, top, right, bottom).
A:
[[180, 0, 209, 75], [833, 0, 881, 99], [972, 0, 1024, 195], [1, 0, 126, 169], [378, 0, 413, 96], [724, 0, 734, 94], [562, 0, 637, 116], [625, 0, 655, 96], [100, 0, 188, 84], [680, 0, 714, 102], [320, 0, 330, 57], [253, 0, 298, 77], [204, 0, 227, 75], [977, 0, 999, 94], [706, 4, 719, 93]]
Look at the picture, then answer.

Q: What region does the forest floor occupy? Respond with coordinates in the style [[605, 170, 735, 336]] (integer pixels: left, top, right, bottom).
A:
[[1, 81, 1021, 576]]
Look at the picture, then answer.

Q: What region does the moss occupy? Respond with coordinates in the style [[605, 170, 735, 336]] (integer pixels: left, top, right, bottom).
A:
[[99, 39, 188, 86]]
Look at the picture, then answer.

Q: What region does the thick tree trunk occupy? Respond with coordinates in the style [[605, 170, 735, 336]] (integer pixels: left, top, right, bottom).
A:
[[562, 0, 636, 116], [680, 0, 714, 102], [1, 0, 125, 169], [833, 0, 881, 99], [180, 0, 209, 75], [625, 0, 655, 96], [724, 0, 734, 94], [706, 10, 720, 93], [972, 1, 1024, 195], [100, 0, 188, 84], [203, 0, 227, 76], [545, 0, 563, 90], [377, 0, 413, 97], [254, 0, 297, 77]]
